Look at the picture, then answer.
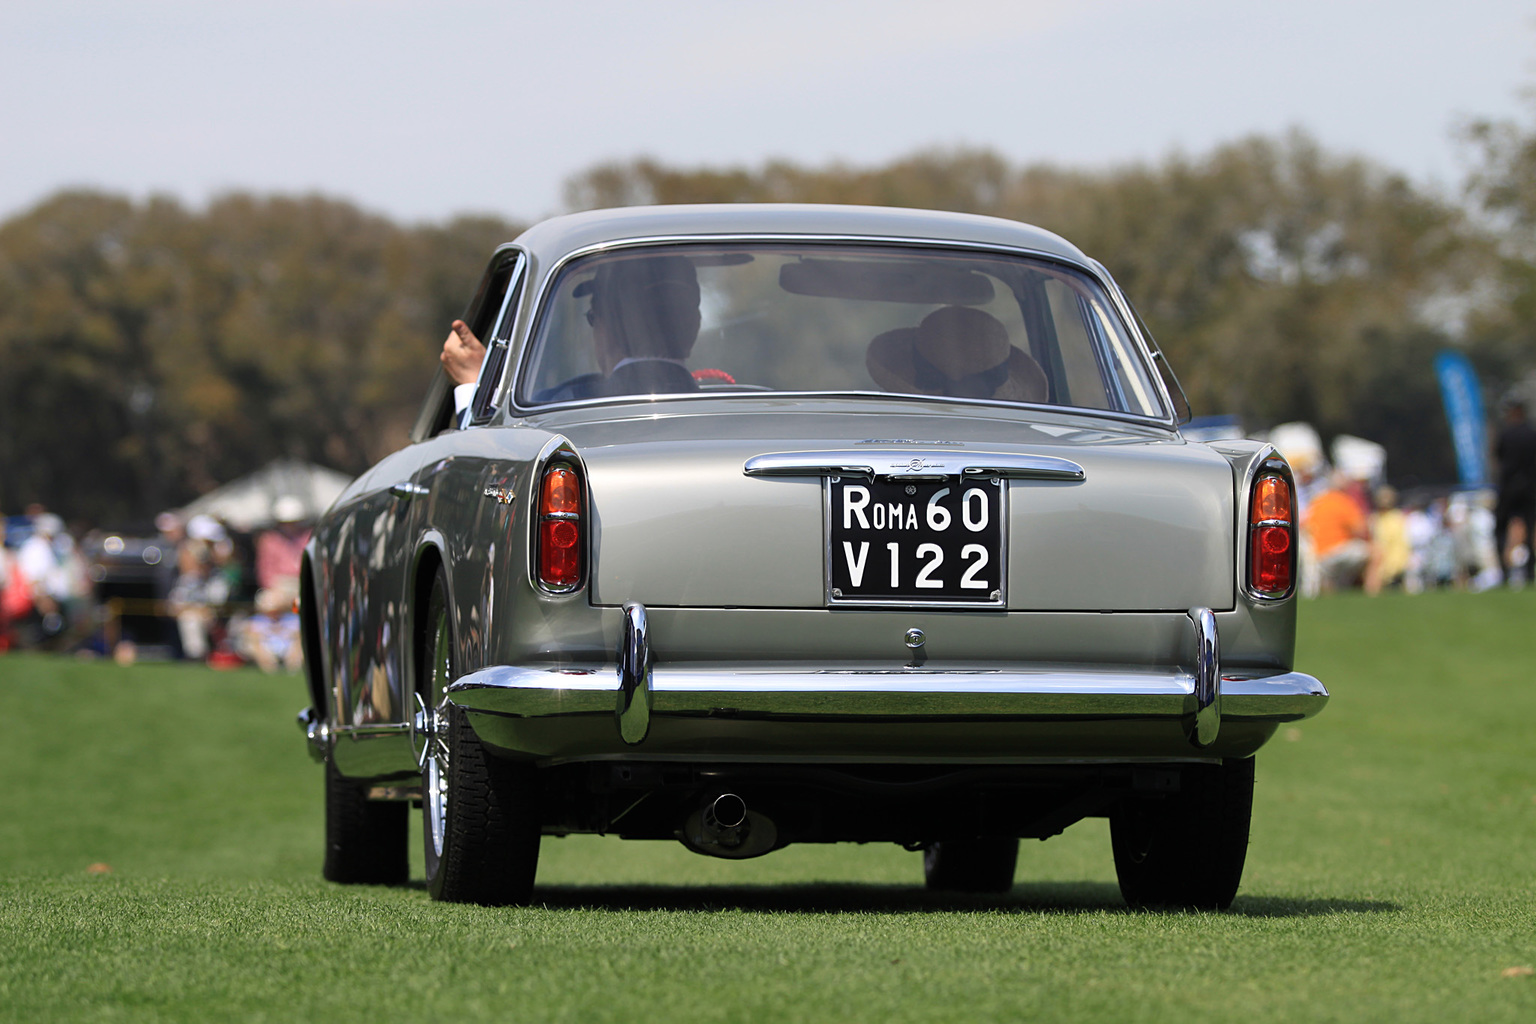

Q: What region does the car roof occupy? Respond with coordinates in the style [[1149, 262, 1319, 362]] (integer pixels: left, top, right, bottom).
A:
[[510, 204, 1092, 265]]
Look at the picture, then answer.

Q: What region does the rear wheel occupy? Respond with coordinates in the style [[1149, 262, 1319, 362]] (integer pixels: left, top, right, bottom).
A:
[[418, 570, 541, 905], [1110, 757, 1254, 910], [322, 756, 408, 885], [923, 838, 1019, 893]]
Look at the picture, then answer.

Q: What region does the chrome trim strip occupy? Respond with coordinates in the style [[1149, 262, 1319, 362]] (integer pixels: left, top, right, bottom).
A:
[[388, 481, 430, 499], [551, 752, 1224, 767], [745, 450, 1085, 481], [446, 663, 1326, 722], [617, 602, 653, 744], [506, 233, 1178, 428], [1186, 607, 1221, 748], [475, 248, 530, 422], [331, 722, 412, 738], [1089, 258, 1182, 422]]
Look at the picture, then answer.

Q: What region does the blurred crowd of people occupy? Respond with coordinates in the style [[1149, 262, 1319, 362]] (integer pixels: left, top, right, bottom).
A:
[[1298, 473, 1518, 595], [1290, 400, 1535, 596], [0, 498, 309, 673]]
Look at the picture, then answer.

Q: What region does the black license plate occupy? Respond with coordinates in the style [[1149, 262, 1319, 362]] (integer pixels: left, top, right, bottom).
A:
[[827, 476, 1006, 606]]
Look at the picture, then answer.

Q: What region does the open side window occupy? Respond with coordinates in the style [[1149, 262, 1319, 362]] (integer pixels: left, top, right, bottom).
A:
[[410, 247, 525, 442]]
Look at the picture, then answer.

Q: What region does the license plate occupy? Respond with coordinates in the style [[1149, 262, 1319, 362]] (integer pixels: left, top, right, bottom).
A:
[[827, 475, 1006, 607]]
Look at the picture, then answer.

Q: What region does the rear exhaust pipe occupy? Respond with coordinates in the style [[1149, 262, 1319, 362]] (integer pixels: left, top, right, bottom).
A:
[[682, 792, 778, 859], [701, 792, 749, 847]]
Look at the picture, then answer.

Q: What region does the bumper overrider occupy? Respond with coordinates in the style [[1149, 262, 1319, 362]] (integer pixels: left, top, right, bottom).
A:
[[445, 604, 1327, 764]]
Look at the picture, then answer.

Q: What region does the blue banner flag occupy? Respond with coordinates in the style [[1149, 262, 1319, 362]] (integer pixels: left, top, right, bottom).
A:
[[1435, 350, 1488, 487]]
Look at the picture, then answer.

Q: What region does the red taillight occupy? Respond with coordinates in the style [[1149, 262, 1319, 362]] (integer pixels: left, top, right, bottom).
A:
[[1247, 471, 1294, 597], [537, 466, 583, 590]]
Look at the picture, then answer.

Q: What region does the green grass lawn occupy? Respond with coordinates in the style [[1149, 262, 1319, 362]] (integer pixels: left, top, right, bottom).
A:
[[2, 590, 1533, 1022]]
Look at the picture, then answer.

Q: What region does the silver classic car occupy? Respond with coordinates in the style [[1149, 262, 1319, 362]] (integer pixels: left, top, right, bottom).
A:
[[297, 204, 1327, 908]]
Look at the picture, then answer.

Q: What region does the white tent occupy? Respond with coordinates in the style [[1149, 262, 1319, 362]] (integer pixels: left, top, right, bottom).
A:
[[178, 458, 353, 532]]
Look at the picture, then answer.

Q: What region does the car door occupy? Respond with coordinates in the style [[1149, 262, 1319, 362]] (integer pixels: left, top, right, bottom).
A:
[[401, 250, 529, 679]]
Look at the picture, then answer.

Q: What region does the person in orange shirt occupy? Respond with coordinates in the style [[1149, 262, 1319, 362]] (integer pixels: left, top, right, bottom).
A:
[[1304, 474, 1372, 591]]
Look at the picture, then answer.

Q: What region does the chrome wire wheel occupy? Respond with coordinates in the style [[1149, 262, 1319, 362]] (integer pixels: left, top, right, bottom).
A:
[[420, 603, 453, 864], [417, 567, 542, 905]]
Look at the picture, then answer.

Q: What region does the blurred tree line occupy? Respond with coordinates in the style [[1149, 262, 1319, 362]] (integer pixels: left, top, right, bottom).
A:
[[0, 194, 520, 524], [5, 118, 1536, 526]]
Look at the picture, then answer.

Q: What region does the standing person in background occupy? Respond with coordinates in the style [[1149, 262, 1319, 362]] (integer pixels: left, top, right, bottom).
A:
[[16, 512, 82, 643], [1365, 486, 1410, 595], [256, 496, 310, 602], [1303, 473, 1372, 593], [1493, 399, 1536, 586], [0, 536, 20, 649]]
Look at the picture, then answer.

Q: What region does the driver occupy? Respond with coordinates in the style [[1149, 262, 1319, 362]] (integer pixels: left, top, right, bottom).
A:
[[441, 253, 703, 408], [544, 254, 702, 401]]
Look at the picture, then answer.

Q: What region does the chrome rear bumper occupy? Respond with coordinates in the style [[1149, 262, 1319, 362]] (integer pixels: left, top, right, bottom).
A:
[[446, 660, 1326, 764]]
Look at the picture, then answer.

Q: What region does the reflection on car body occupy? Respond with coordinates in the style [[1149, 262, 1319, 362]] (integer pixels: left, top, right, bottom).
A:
[[298, 204, 1327, 908]]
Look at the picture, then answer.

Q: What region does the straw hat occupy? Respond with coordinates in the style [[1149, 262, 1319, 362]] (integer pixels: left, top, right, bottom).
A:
[[866, 306, 1047, 403]]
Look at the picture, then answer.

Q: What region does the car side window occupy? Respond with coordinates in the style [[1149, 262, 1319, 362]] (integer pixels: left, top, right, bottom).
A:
[[468, 252, 528, 424], [409, 249, 523, 441]]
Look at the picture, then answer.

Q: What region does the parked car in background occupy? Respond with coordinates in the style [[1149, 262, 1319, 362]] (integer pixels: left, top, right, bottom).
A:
[[297, 204, 1327, 908]]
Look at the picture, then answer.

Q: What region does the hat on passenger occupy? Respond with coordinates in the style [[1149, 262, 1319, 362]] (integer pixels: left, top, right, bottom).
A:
[[866, 306, 1048, 403]]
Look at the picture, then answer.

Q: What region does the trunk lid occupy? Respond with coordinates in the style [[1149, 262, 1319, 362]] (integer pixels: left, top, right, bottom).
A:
[[561, 402, 1234, 613]]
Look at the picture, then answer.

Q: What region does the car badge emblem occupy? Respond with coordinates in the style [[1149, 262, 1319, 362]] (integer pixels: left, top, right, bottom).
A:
[[482, 485, 516, 505]]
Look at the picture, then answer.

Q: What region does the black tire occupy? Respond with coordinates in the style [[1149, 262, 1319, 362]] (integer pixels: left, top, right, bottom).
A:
[[322, 756, 408, 885], [418, 570, 541, 905], [923, 838, 1020, 893], [1110, 757, 1255, 910]]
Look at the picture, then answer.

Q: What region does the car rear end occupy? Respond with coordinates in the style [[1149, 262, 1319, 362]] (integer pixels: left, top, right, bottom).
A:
[[437, 210, 1327, 905]]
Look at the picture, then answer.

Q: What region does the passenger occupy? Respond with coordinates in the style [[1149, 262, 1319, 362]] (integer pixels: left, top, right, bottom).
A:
[[866, 306, 1047, 403]]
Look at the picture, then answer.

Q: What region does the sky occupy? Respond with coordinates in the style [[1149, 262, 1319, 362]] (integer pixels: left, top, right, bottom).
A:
[[2, 0, 1533, 226]]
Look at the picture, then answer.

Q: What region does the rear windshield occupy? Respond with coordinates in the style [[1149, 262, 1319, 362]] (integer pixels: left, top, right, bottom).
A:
[[517, 243, 1166, 418]]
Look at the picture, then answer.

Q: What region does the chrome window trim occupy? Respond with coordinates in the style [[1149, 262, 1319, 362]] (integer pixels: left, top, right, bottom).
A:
[[469, 249, 529, 426], [1088, 258, 1186, 424], [505, 233, 1178, 428]]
